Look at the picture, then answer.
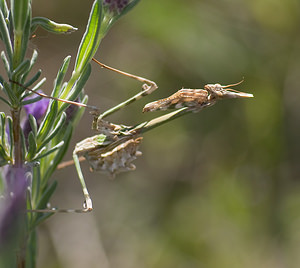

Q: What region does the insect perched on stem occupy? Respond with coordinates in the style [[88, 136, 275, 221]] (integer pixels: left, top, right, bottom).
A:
[[143, 80, 253, 113], [11, 58, 158, 213], [12, 60, 253, 213]]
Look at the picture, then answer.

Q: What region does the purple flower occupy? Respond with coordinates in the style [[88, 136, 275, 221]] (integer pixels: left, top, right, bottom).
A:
[[0, 166, 30, 250], [21, 91, 49, 138], [23, 94, 49, 120], [103, 0, 130, 15]]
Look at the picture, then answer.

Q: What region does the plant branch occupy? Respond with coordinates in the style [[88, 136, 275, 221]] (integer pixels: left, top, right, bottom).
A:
[[11, 108, 22, 167]]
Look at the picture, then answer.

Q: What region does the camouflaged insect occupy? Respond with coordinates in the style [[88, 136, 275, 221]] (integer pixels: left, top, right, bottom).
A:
[[143, 81, 253, 113], [73, 119, 142, 177]]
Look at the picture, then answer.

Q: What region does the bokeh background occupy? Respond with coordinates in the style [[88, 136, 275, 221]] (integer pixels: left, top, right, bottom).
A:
[[4, 0, 300, 267]]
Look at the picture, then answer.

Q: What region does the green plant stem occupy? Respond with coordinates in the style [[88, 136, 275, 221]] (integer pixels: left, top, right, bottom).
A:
[[13, 33, 23, 68], [11, 108, 22, 167]]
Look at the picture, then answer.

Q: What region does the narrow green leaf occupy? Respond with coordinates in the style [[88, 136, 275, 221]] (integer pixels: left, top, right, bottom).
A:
[[75, 0, 102, 73], [19, 9, 31, 65], [0, 112, 5, 141], [27, 131, 37, 160], [1, 51, 10, 74], [21, 95, 42, 106], [0, 95, 10, 105], [21, 76, 46, 101], [0, 112, 8, 161], [0, 144, 9, 166], [33, 212, 54, 228], [20, 127, 27, 161], [31, 163, 41, 208], [24, 69, 42, 88], [11, 59, 30, 85], [28, 114, 37, 137], [36, 100, 58, 143], [0, 8, 13, 61], [59, 63, 91, 113], [0, 0, 9, 18], [22, 50, 39, 83], [33, 141, 64, 161], [7, 116, 13, 158], [29, 50, 39, 69], [31, 17, 77, 34], [38, 113, 66, 150], [1, 80, 18, 103], [26, 188, 33, 219], [52, 56, 71, 98], [36, 180, 57, 210]]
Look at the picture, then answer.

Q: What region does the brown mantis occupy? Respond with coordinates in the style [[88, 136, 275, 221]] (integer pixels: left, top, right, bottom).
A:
[[12, 59, 253, 213]]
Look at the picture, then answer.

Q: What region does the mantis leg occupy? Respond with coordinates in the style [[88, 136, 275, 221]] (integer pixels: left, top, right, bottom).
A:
[[73, 151, 93, 212], [91, 58, 158, 123], [26, 159, 92, 213]]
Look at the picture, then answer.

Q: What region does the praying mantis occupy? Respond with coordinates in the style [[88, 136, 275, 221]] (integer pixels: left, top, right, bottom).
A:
[[13, 58, 253, 213]]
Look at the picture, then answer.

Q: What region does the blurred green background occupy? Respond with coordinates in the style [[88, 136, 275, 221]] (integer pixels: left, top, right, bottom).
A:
[[9, 0, 300, 267]]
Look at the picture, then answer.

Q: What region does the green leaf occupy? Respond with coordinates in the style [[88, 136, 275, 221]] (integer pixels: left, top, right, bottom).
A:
[[33, 211, 54, 228], [38, 112, 66, 150], [20, 127, 27, 161], [11, 59, 30, 85], [26, 187, 33, 215], [31, 17, 77, 34], [1, 51, 10, 74], [0, 112, 5, 141], [1, 79, 18, 103], [27, 131, 37, 160], [19, 9, 31, 64], [0, 0, 9, 18], [28, 114, 37, 137], [52, 56, 71, 98], [33, 141, 64, 161], [59, 63, 91, 113], [7, 116, 13, 159], [0, 144, 9, 166], [22, 49, 39, 83], [24, 69, 42, 88], [0, 112, 10, 164], [21, 95, 42, 106], [0, 8, 13, 62], [36, 180, 57, 210], [36, 100, 58, 143], [0, 95, 10, 105], [31, 163, 41, 208], [21, 76, 46, 101], [75, 0, 102, 73]]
